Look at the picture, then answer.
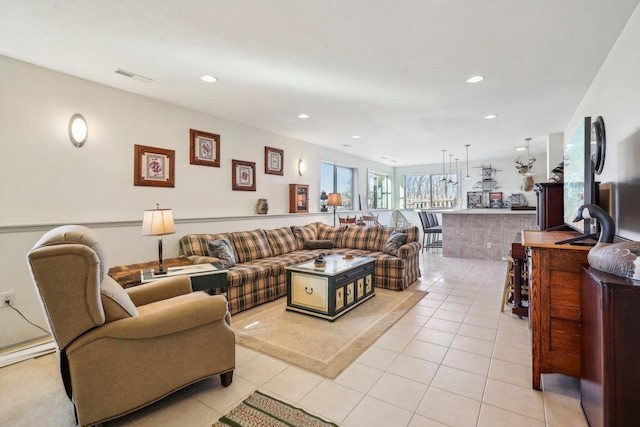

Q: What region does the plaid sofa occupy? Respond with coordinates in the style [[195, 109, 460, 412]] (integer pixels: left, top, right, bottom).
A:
[[179, 223, 421, 314]]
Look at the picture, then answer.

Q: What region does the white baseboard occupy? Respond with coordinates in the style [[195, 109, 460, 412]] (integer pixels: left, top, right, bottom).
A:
[[0, 337, 56, 368]]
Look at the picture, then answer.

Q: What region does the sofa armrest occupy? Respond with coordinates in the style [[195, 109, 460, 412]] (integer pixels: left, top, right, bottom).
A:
[[126, 275, 192, 306], [397, 241, 422, 259], [69, 295, 231, 347], [187, 255, 222, 264]]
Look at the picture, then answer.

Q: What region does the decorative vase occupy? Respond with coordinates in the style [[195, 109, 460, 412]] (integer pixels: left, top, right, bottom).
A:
[[256, 198, 269, 214], [314, 253, 326, 268]]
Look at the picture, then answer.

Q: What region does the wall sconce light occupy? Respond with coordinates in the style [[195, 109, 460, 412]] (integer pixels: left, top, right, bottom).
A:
[[298, 159, 306, 176], [69, 114, 88, 148]]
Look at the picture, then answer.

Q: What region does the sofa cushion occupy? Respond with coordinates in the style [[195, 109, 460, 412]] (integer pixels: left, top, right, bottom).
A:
[[100, 276, 138, 322], [383, 231, 409, 256], [264, 227, 298, 256], [316, 223, 347, 248], [374, 226, 419, 251], [303, 239, 333, 250], [226, 264, 271, 287], [179, 233, 233, 257], [208, 238, 236, 267], [341, 225, 380, 251], [231, 229, 273, 263], [291, 223, 318, 250]]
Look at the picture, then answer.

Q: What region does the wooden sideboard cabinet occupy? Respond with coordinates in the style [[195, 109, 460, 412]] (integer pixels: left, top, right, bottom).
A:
[[580, 266, 640, 427], [522, 230, 592, 390], [534, 183, 564, 231]]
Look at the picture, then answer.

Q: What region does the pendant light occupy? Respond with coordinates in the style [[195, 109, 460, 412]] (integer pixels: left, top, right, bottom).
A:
[[447, 154, 454, 183], [441, 149, 447, 181], [524, 138, 533, 176], [453, 158, 459, 185], [464, 144, 471, 179]]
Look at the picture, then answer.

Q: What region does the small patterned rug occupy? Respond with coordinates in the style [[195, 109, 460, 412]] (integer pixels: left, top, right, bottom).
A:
[[212, 391, 338, 427]]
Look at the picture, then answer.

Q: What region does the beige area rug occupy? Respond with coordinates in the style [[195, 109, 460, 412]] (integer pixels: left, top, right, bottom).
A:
[[232, 288, 427, 378]]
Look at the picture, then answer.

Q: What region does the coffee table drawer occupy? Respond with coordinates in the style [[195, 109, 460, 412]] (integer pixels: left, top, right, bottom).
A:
[[290, 273, 328, 312]]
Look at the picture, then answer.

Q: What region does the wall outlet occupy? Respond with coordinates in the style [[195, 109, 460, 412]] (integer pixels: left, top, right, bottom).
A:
[[1, 291, 14, 308], [486, 242, 492, 249]]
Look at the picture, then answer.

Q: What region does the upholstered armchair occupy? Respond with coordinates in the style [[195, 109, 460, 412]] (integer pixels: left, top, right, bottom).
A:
[[27, 225, 235, 427]]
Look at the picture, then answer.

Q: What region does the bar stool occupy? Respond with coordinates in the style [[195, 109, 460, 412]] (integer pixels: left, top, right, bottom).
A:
[[501, 255, 514, 312]]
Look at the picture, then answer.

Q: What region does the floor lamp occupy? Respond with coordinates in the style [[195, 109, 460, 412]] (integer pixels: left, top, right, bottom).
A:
[[327, 193, 342, 226], [141, 204, 176, 275]]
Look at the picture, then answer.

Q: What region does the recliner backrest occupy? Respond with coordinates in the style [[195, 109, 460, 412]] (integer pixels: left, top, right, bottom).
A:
[[27, 225, 137, 350]]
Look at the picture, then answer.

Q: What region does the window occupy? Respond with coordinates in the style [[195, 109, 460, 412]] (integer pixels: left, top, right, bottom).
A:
[[368, 171, 391, 209], [403, 173, 458, 208], [320, 161, 354, 209]]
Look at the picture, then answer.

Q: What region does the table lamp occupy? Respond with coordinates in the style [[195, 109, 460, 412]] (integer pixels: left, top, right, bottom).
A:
[[141, 204, 176, 275], [327, 193, 342, 226]]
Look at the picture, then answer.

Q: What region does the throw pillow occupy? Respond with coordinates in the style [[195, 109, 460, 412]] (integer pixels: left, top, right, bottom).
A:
[[208, 238, 236, 267], [383, 231, 408, 256], [303, 239, 334, 250]]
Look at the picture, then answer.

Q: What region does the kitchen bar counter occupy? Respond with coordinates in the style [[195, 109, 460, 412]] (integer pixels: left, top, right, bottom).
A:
[[441, 209, 536, 260]]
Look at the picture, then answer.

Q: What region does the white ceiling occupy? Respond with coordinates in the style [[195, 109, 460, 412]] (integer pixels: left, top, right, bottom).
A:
[[1, 0, 638, 166]]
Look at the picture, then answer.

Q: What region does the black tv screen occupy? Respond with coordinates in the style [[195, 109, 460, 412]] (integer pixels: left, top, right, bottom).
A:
[[563, 117, 596, 235]]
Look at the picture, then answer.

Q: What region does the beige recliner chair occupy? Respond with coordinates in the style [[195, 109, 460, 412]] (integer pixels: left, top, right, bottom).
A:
[[27, 225, 235, 427]]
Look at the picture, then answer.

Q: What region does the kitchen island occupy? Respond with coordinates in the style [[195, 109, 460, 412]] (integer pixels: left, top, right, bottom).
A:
[[441, 209, 536, 260]]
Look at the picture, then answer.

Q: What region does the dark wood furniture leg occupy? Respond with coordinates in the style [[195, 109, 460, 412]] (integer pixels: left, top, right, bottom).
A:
[[220, 370, 233, 387]]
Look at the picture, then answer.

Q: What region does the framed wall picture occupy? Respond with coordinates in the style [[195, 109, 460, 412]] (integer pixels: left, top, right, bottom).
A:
[[489, 192, 503, 208], [134, 144, 175, 187], [467, 191, 483, 208], [264, 146, 284, 175], [232, 159, 256, 191], [190, 129, 220, 167]]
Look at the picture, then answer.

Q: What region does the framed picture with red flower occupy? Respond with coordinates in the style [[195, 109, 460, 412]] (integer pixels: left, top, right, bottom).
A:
[[134, 144, 175, 188], [232, 159, 256, 191], [190, 129, 220, 167]]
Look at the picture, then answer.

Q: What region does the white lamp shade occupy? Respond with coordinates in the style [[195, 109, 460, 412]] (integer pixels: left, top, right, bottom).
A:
[[141, 208, 176, 236], [298, 159, 306, 176], [69, 114, 88, 147], [327, 193, 342, 207]]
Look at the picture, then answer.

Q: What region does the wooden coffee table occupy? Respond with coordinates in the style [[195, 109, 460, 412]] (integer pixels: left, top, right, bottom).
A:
[[285, 255, 375, 321]]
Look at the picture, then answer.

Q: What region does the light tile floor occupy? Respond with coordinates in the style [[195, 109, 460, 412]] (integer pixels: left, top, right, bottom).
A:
[[0, 252, 589, 426]]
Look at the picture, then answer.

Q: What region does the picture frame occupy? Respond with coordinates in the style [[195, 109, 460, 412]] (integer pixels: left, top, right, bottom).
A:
[[489, 192, 503, 208], [134, 144, 175, 187], [232, 159, 256, 191], [264, 146, 284, 175], [189, 129, 220, 167], [467, 191, 483, 208]]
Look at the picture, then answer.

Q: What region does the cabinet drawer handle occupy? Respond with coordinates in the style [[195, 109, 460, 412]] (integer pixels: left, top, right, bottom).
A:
[[305, 287, 314, 295]]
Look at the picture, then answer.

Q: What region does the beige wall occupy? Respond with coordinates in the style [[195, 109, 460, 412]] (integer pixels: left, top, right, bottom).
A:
[[0, 56, 393, 349], [564, 3, 640, 240]]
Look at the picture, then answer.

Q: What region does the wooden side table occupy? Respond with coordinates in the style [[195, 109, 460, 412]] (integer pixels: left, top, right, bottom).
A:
[[109, 257, 193, 288]]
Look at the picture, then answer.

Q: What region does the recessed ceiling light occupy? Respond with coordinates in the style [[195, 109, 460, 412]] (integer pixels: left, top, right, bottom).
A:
[[379, 156, 387, 160], [298, 113, 309, 119], [515, 146, 526, 151], [466, 75, 484, 83], [352, 135, 361, 139], [342, 144, 351, 147], [390, 160, 397, 163], [484, 114, 498, 119], [201, 75, 218, 83]]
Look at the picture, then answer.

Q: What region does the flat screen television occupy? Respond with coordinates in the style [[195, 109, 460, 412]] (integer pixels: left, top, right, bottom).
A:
[[562, 117, 597, 238]]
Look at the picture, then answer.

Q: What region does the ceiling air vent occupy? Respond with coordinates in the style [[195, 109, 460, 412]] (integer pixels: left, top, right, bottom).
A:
[[115, 68, 153, 83]]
